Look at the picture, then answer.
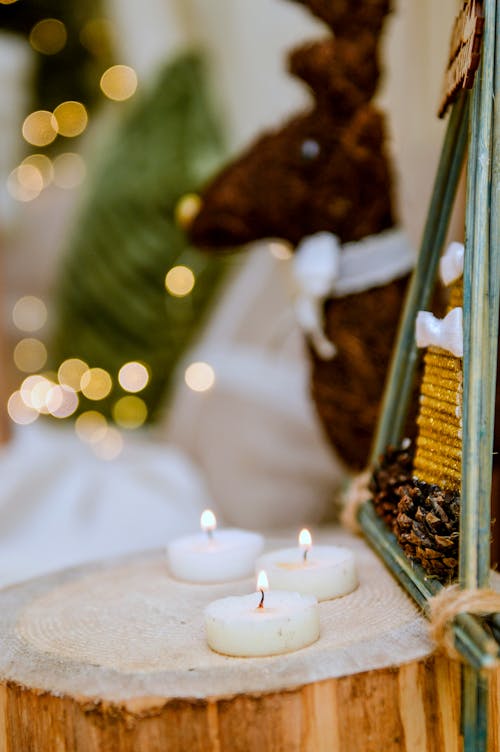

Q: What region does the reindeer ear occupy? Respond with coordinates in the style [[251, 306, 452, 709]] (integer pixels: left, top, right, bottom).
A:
[[289, 38, 379, 117]]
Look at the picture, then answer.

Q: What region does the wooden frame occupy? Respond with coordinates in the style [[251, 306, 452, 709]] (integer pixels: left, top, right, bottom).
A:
[[357, 1, 500, 748]]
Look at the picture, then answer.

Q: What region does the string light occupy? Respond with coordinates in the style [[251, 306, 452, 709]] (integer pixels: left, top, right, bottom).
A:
[[20, 375, 47, 408], [12, 296, 47, 332], [13, 338, 47, 373], [58, 358, 88, 391], [100, 65, 138, 101], [29, 376, 54, 414], [7, 166, 43, 202], [184, 362, 215, 392], [53, 153, 86, 189], [53, 101, 88, 138], [75, 411, 108, 443], [118, 361, 149, 392], [112, 395, 147, 428], [91, 426, 124, 460], [14, 164, 43, 192], [29, 18, 67, 55], [175, 193, 202, 229], [44, 384, 64, 414], [80, 367, 112, 400], [165, 265, 195, 297], [22, 110, 58, 147], [7, 391, 38, 425], [21, 155, 53, 188], [47, 385, 78, 418]]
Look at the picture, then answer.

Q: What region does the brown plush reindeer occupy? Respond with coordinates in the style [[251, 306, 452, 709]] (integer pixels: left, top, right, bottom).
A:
[[187, 0, 414, 471]]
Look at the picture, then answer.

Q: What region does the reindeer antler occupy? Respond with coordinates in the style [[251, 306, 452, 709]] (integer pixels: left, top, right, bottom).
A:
[[289, 37, 380, 117]]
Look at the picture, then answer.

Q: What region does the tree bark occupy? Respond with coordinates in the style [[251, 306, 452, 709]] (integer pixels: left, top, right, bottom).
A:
[[0, 541, 497, 751]]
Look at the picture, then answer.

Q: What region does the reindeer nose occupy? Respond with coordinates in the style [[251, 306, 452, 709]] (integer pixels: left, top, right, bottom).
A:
[[175, 193, 203, 230]]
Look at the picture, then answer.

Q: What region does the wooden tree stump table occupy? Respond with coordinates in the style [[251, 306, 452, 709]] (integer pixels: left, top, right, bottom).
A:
[[0, 528, 498, 752]]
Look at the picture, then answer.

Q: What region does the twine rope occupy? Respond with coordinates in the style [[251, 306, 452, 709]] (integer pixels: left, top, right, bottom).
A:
[[428, 584, 500, 662], [340, 469, 372, 534]]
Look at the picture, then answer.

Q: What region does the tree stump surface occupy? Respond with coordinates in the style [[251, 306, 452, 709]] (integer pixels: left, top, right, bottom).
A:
[[0, 528, 497, 751]]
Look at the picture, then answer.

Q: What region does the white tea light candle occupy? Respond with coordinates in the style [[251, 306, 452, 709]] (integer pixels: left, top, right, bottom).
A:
[[256, 530, 358, 601], [205, 570, 320, 657], [166, 510, 264, 583]]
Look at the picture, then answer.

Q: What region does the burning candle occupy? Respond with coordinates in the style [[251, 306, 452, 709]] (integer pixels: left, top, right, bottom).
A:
[[255, 529, 358, 601], [205, 570, 320, 656], [166, 510, 264, 583]]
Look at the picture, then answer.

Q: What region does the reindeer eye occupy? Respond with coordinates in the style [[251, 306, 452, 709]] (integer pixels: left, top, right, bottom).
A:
[[300, 139, 321, 161]]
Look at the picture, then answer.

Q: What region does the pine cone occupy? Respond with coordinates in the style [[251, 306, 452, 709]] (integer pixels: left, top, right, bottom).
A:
[[395, 481, 460, 581], [370, 443, 414, 528]]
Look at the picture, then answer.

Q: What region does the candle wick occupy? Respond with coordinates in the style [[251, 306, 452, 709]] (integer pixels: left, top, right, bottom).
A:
[[303, 548, 309, 563], [258, 589, 265, 609], [206, 528, 214, 541]]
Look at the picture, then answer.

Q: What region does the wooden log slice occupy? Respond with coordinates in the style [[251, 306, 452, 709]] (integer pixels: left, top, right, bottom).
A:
[[0, 528, 496, 751]]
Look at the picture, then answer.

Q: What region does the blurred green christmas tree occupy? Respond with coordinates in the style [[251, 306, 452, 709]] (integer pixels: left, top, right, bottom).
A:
[[50, 54, 231, 426]]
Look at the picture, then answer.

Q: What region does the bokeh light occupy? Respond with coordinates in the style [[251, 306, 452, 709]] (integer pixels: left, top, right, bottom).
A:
[[53, 152, 86, 189], [44, 384, 63, 413], [91, 426, 124, 460], [112, 395, 147, 429], [165, 265, 195, 297], [53, 101, 88, 138], [29, 18, 67, 55], [269, 241, 293, 260], [20, 375, 45, 406], [47, 385, 78, 418], [184, 362, 215, 392], [28, 376, 54, 414], [12, 296, 47, 332], [118, 361, 149, 392], [7, 391, 38, 425], [13, 338, 47, 373], [75, 410, 107, 443], [21, 154, 53, 188], [58, 358, 88, 391], [7, 165, 43, 202], [14, 164, 43, 193], [22, 110, 58, 147], [175, 193, 202, 229], [80, 367, 112, 400], [100, 65, 138, 101]]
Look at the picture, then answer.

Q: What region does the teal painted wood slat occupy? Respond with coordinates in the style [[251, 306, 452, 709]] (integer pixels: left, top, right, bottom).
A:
[[370, 93, 469, 463], [461, 0, 498, 747]]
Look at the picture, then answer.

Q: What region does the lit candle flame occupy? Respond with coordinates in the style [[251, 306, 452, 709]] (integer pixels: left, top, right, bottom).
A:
[[299, 528, 312, 562], [200, 509, 217, 537], [256, 570, 269, 609]]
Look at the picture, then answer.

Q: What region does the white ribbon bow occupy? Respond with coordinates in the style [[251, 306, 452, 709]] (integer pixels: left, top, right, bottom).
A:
[[292, 233, 341, 359], [440, 241, 464, 286], [415, 307, 463, 358]]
